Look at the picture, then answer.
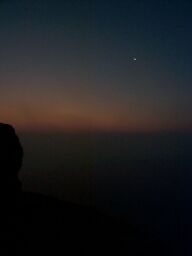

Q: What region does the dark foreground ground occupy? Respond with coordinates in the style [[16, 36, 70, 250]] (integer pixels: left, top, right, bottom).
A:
[[0, 190, 186, 255], [0, 132, 188, 255]]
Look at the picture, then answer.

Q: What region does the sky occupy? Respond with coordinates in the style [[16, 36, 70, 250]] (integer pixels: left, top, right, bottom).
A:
[[0, 0, 192, 132]]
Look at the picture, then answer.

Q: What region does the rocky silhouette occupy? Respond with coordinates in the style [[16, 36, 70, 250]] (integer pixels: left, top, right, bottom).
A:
[[0, 123, 131, 254]]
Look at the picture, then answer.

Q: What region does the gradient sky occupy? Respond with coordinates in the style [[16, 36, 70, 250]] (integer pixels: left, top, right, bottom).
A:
[[0, 0, 192, 132]]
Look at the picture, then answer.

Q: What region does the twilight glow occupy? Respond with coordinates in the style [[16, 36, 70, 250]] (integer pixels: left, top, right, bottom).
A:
[[0, 0, 192, 132]]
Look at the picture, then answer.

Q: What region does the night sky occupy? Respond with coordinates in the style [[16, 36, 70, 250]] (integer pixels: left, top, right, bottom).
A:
[[1, 0, 192, 132]]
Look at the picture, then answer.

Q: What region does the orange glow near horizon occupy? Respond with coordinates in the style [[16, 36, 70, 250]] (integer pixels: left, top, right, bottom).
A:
[[0, 90, 191, 133], [1, 107, 191, 134]]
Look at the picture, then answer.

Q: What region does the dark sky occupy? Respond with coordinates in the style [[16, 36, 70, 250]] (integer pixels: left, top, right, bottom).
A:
[[0, 0, 192, 132]]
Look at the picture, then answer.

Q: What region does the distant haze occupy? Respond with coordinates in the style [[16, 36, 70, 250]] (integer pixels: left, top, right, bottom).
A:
[[19, 131, 93, 205], [18, 130, 192, 207]]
